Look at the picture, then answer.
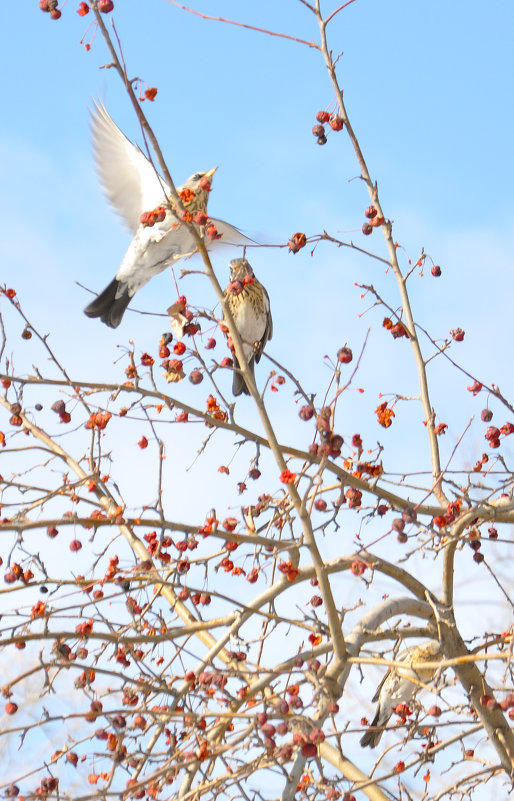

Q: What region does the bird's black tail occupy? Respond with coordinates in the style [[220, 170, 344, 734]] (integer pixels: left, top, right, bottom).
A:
[[232, 357, 253, 396], [84, 278, 131, 329], [359, 709, 383, 748]]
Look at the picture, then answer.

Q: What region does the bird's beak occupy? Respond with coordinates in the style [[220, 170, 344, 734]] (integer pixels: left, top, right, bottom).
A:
[[205, 167, 218, 179]]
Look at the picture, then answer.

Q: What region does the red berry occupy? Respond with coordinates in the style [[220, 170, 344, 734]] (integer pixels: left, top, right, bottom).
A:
[[301, 743, 318, 757], [488, 527, 498, 540], [450, 328, 465, 342], [481, 409, 493, 422], [337, 346, 353, 364], [5, 702, 18, 715], [288, 232, 307, 253], [70, 539, 82, 552], [362, 223, 373, 235], [314, 498, 327, 511], [98, 0, 114, 11], [365, 205, 377, 219], [316, 111, 330, 123], [329, 115, 344, 131], [205, 337, 216, 349], [431, 265, 442, 277], [50, 8, 62, 17], [248, 468, 261, 480], [428, 705, 442, 717]]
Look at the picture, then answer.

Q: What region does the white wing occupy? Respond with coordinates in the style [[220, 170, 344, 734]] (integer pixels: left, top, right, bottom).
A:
[[209, 218, 256, 247], [90, 102, 170, 234]]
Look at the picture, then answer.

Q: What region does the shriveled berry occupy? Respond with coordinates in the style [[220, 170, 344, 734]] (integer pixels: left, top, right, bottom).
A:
[[402, 507, 417, 523], [312, 124, 325, 137], [51, 400, 66, 414], [481, 409, 493, 422], [189, 369, 203, 385], [317, 135, 327, 146], [365, 205, 377, 219], [299, 405, 314, 421], [450, 328, 465, 342], [362, 223, 373, 235], [485, 427, 500, 441], [431, 265, 442, 277], [316, 111, 331, 123]]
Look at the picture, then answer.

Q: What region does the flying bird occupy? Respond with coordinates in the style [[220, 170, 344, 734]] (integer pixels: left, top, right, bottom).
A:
[[224, 258, 272, 396], [84, 103, 249, 328], [360, 639, 442, 749]]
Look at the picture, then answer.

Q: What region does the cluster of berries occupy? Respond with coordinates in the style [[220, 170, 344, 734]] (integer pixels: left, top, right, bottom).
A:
[[361, 205, 385, 235], [312, 110, 344, 145], [39, 0, 113, 19]]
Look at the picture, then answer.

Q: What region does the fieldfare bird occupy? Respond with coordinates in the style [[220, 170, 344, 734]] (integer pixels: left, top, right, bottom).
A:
[[360, 639, 442, 748], [224, 258, 272, 396], [84, 103, 250, 328]]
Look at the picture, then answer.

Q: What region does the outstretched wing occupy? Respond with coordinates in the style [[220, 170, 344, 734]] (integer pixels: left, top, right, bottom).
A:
[[208, 218, 256, 247], [90, 102, 170, 234]]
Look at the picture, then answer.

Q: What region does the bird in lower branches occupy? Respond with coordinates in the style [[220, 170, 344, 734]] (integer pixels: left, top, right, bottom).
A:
[[84, 102, 250, 328], [224, 258, 273, 397], [360, 639, 442, 748]]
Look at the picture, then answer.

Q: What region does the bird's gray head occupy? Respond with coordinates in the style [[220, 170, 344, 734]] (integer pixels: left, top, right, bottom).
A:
[[229, 258, 255, 283]]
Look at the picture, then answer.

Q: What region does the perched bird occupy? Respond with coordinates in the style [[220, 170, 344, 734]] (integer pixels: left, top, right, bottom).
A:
[[84, 102, 249, 328], [360, 639, 442, 748], [224, 258, 272, 396]]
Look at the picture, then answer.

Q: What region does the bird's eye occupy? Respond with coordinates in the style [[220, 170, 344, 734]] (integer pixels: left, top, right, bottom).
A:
[[192, 173, 203, 182]]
